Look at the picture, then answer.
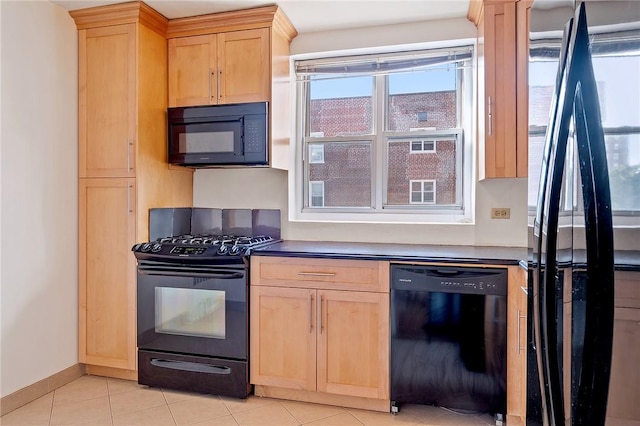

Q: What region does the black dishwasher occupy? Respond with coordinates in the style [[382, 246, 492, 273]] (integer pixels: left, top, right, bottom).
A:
[[390, 264, 507, 416]]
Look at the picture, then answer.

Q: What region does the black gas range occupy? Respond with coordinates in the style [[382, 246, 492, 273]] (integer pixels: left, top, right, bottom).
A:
[[133, 208, 280, 398]]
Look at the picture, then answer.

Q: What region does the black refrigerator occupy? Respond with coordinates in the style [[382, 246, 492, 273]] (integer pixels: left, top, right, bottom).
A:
[[528, 1, 640, 425]]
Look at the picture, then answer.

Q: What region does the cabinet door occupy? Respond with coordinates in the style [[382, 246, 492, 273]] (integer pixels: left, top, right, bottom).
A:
[[168, 34, 217, 107], [483, 0, 517, 178], [317, 290, 390, 399], [608, 308, 640, 421], [506, 266, 527, 425], [515, 0, 532, 178], [79, 25, 135, 178], [217, 28, 270, 104], [250, 286, 317, 390], [79, 178, 136, 370]]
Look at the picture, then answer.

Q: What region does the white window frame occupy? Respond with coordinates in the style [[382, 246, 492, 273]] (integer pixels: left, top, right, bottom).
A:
[[290, 42, 475, 224], [410, 179, 436, 204], [309, 181, 325, 207]]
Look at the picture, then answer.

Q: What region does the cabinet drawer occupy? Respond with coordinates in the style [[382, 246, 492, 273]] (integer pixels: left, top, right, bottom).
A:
[[251, 257, 389, 293]]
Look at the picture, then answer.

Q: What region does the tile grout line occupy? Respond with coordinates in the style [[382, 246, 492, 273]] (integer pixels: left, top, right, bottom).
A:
[[217, 393, 241, 425], [48, 390, 55, 426], [160, 388, 180, 426], [106, 379, 114, 426], [278, 400, 303, 425]]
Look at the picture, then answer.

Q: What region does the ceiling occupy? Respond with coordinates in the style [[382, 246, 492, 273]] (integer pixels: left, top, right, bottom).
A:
[[51, 0, 472, 33]]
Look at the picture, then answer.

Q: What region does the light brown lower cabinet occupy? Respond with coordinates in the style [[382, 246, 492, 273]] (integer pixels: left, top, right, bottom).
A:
[[506, 265, 527, 425], [607, 271, 640, 423], [250, 257, 390, 412], [79, 178, 136, 372]]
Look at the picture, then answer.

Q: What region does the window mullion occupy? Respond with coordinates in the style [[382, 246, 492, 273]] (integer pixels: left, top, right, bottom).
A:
[[375, 74, 386, 210]]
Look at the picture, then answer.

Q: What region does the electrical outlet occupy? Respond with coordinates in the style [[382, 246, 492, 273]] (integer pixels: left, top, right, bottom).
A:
[[491, 208, 511, 219]]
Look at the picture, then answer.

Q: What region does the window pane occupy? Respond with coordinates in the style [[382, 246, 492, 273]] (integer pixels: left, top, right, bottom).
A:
[[309, 75, 373, 137], [309, 144, 325, 163], [308, 142, 371, 207], [388, 139, 457, 206], [528, 134, 546, 207], [310, 182, 324, 207], [608, 133, 640, 211], [593, 55, 640, 128], [387, 68, 458, 131]]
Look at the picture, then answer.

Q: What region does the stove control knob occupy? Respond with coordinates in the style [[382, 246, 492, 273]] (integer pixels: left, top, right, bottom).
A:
[[151, 243, 162, 253], [140, 243, 152, 252], [229, 245, 241, 255], [216, 244, 228, 255]]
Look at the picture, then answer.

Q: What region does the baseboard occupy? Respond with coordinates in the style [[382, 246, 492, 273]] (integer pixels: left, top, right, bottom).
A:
[[86, 365, 137, 381], [254, 385, 391, 412], [0, 364, 86, 416]]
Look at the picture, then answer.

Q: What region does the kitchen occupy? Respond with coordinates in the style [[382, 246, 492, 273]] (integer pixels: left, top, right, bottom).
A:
[[0, 0, 637, 425]]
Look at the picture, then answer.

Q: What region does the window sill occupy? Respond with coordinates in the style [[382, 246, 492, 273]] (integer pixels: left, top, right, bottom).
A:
[[289, 210, 474, 225]]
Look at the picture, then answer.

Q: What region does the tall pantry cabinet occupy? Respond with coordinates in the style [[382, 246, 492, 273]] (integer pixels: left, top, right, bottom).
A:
[[71, 2, 193, 379]]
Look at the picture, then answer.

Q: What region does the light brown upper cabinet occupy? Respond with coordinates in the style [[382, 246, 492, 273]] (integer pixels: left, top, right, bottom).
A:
[[79, 24, 136, 178], [167, 6, 297, 170], [469, 0, 530, 179], [169, 29, 270, 106]]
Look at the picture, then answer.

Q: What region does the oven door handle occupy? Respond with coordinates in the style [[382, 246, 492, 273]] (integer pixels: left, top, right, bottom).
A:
[[138, 268, 245, 279], [150, 358, 232, 375]]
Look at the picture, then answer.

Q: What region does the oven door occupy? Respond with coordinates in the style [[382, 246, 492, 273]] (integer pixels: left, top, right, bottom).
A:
[[137, 263, 247, 360]]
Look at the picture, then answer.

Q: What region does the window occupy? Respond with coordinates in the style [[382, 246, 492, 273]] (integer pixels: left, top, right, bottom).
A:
[[293, 45, 474, 223], [410, 140, 436, 153], [410, 180, 436, 204], [309, 181, 325, 207], [309, 144, 325, 163], [528, 30, 640, 214]]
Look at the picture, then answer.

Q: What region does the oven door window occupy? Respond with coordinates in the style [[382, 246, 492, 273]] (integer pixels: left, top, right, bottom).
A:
[[155, 287, 226, 339]]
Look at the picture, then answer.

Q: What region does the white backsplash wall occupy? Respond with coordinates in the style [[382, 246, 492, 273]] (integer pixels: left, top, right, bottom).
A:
[[193, 169, 528, 247]]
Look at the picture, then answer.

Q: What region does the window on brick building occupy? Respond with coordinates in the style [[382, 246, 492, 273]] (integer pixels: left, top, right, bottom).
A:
[[309, 181, 325, 207], [410, 180, 436, 204], [410, 140, 436, 153], [293, 45, 474, 223], [309, 144, 325, 163]]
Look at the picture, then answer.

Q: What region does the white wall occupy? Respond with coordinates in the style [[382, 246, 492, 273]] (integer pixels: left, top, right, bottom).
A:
[[194, 19, 529, 248], [0, 0, 78, 398]]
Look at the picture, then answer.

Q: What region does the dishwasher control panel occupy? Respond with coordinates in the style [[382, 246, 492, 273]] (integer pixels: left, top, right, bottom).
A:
[[391, 264, 507, 296]]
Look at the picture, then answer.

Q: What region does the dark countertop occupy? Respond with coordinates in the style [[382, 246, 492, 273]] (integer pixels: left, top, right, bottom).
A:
[[254, 240, 527, 266]]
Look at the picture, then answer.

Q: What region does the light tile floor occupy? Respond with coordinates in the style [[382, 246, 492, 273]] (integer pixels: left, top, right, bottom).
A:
[[0, 375, 497, 426]]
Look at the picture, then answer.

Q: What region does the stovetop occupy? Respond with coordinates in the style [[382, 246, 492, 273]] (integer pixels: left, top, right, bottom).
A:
[[132, 234, 280, 264]]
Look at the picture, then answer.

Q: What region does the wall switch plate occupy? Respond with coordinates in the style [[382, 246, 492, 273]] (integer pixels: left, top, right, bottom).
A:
[[491, 208, 510, 219]]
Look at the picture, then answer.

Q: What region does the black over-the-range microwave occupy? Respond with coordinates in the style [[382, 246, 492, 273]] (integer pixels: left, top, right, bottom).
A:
[[167, 101, 268, 167]]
